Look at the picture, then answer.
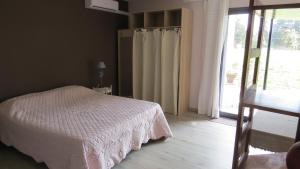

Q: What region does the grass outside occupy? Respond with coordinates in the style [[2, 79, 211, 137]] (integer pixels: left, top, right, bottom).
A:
[[221, 48, 300, 114]]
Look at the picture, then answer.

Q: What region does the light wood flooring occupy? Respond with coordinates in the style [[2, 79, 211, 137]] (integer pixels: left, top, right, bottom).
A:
[[0, 113, 237, 169]]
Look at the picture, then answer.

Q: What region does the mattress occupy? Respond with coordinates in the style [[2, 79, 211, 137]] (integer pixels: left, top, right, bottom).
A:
[[0, 86, 173, 169]]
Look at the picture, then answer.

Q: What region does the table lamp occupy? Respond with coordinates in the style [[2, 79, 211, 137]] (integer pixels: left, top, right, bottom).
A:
[[97, 61, 106, 87]]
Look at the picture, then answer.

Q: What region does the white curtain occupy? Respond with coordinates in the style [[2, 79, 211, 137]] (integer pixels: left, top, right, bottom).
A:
[[161, 30, 181, 114], [132, 30, 144, 99], [133, 29, 181, 115], [198, 0, 229, 118], [153, 30, 162, 103]]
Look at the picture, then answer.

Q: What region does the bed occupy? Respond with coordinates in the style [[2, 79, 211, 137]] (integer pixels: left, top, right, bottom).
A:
[[0, 86, 173, 169]]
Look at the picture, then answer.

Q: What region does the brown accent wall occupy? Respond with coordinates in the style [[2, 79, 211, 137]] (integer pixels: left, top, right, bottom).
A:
[[0, 0, 128, 101]]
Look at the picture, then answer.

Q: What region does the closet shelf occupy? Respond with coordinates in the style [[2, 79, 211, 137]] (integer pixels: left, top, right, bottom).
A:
[[130, 8, 184, 29]]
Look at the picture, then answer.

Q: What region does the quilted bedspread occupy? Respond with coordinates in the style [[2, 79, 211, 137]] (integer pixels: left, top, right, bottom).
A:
[[0, 86, 173, 169]]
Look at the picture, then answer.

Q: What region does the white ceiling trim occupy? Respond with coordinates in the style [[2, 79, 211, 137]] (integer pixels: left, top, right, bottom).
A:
[[230, 0, 300, 8]]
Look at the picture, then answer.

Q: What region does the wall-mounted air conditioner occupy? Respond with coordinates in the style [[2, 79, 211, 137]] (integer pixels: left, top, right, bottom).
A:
[[85, 0, 128, 15], [85, 0, 119, 12]]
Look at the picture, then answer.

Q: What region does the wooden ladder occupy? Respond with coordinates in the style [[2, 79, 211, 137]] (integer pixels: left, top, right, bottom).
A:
[[232, 0, 265, 168]]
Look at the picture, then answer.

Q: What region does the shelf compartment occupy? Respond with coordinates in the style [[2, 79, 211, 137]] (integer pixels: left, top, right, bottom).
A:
[[145, 11, 165, 27], [130, 12, 144, 28], [165, 9, 182, 27]]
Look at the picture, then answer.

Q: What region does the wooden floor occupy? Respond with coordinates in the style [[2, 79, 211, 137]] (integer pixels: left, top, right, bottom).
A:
[[0, 113, 236, 169]]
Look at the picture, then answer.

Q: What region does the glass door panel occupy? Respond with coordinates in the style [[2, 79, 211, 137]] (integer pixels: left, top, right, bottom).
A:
[[263, 8, 300, 91], [220, 14, 248, 115]]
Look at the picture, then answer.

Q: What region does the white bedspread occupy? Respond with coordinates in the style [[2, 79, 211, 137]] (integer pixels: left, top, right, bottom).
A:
[[0, 86, 172, 169]]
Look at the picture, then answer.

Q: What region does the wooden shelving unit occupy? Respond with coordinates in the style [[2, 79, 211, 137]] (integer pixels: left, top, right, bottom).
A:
[[232, 0, 300, 169], [130, 8, 186, 29], [120, 8, 192, 115]]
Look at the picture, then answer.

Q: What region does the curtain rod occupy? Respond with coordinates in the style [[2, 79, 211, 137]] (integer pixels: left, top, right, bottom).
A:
[[135, 26, 181, 31]]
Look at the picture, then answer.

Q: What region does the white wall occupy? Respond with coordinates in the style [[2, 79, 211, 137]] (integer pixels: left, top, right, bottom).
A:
[[129, 0, 204, 109]]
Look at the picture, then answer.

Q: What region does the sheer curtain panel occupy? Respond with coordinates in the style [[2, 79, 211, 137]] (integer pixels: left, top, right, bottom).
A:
[[197, 0, 229, 118]]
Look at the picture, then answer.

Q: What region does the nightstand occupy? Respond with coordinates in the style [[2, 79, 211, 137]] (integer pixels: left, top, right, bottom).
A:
[[92, 85, 112, 95]]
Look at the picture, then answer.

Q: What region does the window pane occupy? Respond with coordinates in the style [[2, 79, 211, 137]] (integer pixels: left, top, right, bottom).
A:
[[266, 8, 300, 91], [251, 10, 262, 48]]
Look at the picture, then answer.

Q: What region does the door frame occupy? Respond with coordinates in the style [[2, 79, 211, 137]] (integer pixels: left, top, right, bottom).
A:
[[220, 8, 249, 120]]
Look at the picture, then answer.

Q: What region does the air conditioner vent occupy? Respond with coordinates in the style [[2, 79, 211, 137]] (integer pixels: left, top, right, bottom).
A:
[[86, 0, 119, 11]]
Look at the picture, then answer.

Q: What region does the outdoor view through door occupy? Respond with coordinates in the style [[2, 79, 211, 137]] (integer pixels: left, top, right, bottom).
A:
[[220, 13, 249, 116], [221, 8, 300, 116]]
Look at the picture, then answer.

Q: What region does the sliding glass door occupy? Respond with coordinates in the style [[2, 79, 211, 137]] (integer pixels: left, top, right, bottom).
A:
[[261, 8, 300, 92], [220, 8, 300, 118], [220, 13, 249, 117]]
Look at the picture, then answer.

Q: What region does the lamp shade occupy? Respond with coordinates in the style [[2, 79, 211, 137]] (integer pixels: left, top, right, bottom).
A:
[[97, 61, 106, 69]]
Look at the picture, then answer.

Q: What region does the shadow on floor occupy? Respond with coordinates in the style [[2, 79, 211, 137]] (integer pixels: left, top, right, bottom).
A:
[[0, 142, 48, 169]]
